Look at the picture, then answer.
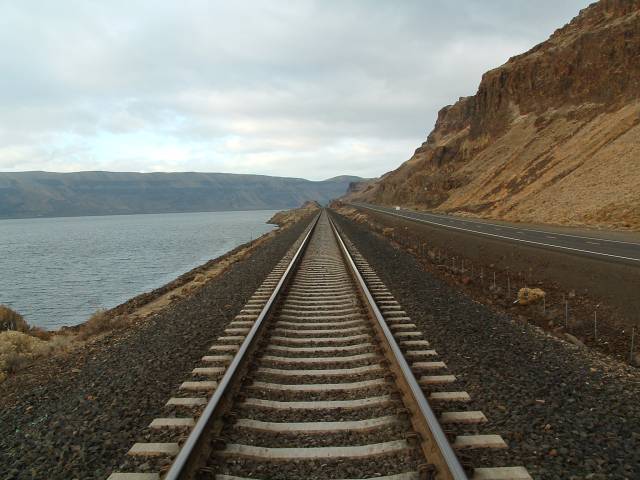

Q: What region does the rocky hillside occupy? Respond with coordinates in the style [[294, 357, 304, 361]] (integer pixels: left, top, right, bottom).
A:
[[0, 172, 361, 219], [350, 0, 640, 230]]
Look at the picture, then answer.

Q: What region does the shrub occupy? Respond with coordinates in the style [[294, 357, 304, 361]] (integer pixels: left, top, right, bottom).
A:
[[0, 305, 29, 332], [0, 330, 75, 381], [77, 309, 110, 340], [0, 330, 46, 377], [76, 309, 130, 340], [3, 351, 29, 374]]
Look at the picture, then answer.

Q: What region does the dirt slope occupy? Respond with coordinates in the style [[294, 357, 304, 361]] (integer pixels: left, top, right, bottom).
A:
[[350, 0, 640, 230]]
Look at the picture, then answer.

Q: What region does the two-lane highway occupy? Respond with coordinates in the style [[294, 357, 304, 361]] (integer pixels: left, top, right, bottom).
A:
[[350, 203, 640, 265]]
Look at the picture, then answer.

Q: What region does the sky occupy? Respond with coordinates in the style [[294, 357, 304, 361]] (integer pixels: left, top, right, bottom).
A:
[[0, 1, 592, 180]]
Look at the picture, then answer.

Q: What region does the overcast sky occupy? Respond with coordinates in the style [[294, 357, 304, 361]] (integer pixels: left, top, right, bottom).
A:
[[0, 1, 591, 180]]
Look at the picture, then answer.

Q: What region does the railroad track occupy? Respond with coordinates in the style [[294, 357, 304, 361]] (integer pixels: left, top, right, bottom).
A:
[[109, 211, 531, 480]]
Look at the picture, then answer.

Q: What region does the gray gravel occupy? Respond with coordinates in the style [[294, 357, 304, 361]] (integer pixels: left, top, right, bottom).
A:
[[212, 215, 422, 479], [0, 218, 312, 480], [332, 211, 640, 480]]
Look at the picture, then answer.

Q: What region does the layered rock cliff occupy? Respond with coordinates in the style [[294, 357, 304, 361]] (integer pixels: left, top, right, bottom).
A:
[[350, 0, 640, 230]]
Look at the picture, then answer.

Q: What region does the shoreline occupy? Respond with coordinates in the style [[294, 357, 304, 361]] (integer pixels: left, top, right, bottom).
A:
[[0, 211, 317, 478], [63, 203, 319, 336], [61, 223, 280, 337], [0, 203, 319, 383], [0, 207, 283, 222]]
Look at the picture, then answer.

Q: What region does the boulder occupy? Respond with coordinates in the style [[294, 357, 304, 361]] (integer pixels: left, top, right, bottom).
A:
[[517, 287, 546, 305]]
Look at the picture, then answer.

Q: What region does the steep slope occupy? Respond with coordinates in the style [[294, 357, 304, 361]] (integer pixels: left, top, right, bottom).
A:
[[0, 172, 361, 219], [351, 0, 640, 230]]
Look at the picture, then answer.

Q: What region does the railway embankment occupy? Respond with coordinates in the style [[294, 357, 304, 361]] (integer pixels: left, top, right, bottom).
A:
[[0, 211, 315, 479], [334, 203, 640, 366], [332, 210, 640, 479]]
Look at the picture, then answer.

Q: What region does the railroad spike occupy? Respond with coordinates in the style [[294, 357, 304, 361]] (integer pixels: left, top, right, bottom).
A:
[[223, 412, 238, 425], [211, 437, 226, 450], [406, 431, 423, 446], [418, 463, 437, 480]]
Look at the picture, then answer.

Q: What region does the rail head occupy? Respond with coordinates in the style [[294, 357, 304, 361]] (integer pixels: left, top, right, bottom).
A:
[[163, 212, 321, 480], [328, 213, 468, 480]]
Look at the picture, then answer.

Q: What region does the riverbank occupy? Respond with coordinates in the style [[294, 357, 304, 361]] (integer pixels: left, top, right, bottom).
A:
[[0, 205, 317, 385], [0, 207, 315, 479]]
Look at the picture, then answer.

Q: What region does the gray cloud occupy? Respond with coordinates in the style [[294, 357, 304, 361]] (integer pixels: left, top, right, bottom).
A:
[[0, 0, 592, 179]]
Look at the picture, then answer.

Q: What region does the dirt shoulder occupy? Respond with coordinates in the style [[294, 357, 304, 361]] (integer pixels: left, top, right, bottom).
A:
[[332, 210, 640, 479], [333, 203, 640, 365]]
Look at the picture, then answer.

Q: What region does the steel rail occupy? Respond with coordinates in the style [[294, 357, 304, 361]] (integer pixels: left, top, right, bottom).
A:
[[329, 214, 468, 480], [164, 212, 321, 480]]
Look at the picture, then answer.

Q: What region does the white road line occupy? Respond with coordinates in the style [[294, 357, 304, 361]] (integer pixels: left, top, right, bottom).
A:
[[360, 204, 640, 246], [357, 205, 640, 263]]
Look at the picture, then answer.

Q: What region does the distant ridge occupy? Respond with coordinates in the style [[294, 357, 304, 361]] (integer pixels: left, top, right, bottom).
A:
[[0, 171, 362, 219]]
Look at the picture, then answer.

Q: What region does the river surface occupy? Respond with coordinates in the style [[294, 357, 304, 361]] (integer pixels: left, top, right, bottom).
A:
[[0, 210, 277, 330]]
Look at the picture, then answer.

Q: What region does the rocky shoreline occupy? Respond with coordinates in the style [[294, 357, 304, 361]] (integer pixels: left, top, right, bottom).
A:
[[0, 214, 314, 479]]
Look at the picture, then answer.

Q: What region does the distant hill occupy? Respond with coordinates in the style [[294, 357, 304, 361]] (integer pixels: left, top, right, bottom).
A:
[[349, 0, 640, 230], [0, 171, 362, 219]]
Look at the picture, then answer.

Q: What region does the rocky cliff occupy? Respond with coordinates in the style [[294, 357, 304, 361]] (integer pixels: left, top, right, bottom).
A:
[[350, 0, 640, 230]]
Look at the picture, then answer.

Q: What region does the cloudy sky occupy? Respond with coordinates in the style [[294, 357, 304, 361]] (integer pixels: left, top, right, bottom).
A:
[[0, 1, 591, 180]]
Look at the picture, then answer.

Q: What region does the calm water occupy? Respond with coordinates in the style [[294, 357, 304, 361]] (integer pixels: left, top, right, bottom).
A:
[[0, 210, 277, 330]]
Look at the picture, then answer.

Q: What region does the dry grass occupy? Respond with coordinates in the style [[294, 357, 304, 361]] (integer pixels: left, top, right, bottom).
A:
[[76, 309, 128, 341], [0, 330, 74, 382], [0, 305, 29, 332], [0, 305, 129, 382]]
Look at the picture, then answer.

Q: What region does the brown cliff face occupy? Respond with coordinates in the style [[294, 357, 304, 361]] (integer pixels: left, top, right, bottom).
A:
[[352, 0, 640, 230]]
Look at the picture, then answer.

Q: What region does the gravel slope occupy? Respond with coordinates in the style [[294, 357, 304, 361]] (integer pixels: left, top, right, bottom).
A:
[[0, 218, 311, 480], [333, 212, 640, 480]]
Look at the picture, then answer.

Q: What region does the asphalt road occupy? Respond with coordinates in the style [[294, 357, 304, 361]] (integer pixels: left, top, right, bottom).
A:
[[350, 203, 640, 265]]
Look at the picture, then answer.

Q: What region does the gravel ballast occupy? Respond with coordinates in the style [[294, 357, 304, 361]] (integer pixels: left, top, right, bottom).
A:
[[0, 217, 312, 480], [209, 214, 423, 480], [333, 212, 640, 480]]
